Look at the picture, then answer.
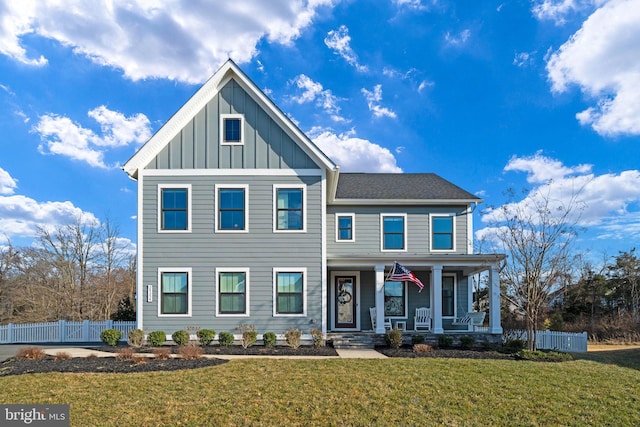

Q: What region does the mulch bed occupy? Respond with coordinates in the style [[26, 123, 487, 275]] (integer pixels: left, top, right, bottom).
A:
[[93, 344, 339, 357], [378, 345, 516, 360]]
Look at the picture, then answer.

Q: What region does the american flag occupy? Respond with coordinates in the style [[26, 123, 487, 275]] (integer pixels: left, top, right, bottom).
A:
[[387, 262, 424, 292]]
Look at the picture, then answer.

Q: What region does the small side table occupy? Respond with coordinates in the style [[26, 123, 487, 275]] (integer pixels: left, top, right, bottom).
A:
[[395, 320, 407, 331]]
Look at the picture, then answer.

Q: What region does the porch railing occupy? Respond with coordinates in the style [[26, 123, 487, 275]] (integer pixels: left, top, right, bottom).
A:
[[0, 320, 136, 344]]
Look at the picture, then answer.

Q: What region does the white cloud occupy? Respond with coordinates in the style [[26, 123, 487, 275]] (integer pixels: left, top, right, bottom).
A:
[[480, 153, 640, 242], [531, 0, 597, 25], [34, 106, 151, 169], [0, 0, 335, 83], [392, 0, 437, 11], [309, 127, 402, 173], [418, 80, 434, 93], [513, 51, 536, 67], [290, 74, 347, 122], [444, 29, 471, 47], [0, 167, 17, 195], [546, 0, 640, 136], [324, 25, 368, 72], [361, 85, 397, 119]]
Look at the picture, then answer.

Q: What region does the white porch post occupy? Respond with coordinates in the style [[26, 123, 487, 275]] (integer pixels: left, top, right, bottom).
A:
[[432, 264, 444, 333], [374, 264, 386, 334], [489, 264, 503, 334]]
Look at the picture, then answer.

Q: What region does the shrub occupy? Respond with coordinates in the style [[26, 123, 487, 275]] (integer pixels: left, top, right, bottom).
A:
[[16, 347, 46, 360], [110, 296, 136, 321], [116, 347, 136, 361], [197, 329, 216, 346], [236, 324, 257, 349], [218, 331, 235, 346], [172, 330, 190, 346], [310, 328, 324, 348], [459, 336, 475, 349], [385, 328, 403, 349], [131, 356, 148, 366], [413, 344, 433, 353], [177, 343, 203, 360], [100, 329, 122, 346], [516, 349, 573, 362], [148, 330, 167, 347], [437, 335, 454, 348], [86, 353, 98, 359], [263, 332, 277, 348], [128, 329, 145, 347], [284, 327, 302, 349], [152, 347, 171, 360], [504, 339, 526, 351], [411, 334, 425, 345], [53, 351, 71, 360]]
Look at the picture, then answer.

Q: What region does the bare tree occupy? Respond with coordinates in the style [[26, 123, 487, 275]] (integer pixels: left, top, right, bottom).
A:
[[485, 185, 583, 350], [0, 238, 20, 323]]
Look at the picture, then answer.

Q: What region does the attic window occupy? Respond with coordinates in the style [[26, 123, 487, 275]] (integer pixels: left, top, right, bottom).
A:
[[220, 114, 244, 145]]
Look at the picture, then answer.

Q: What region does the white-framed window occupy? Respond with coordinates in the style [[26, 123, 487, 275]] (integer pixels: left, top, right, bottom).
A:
[[442, 274, 457, 318], [215, 184, 249, 232], [431, 214, 456, 252], [158, 268, 192, 317], [381, 213, 407, 251], [273, 268, 307, 316], [384, 281, 408, 318], [335, 213, 355, 242], [216, 268, 250, 316], [158, 184, 192, 232], [220, 114, 244, 145], [273, 184, 307, 232]]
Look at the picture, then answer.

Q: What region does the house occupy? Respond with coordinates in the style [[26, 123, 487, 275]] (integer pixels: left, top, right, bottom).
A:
[[122, 60, 505, 341]]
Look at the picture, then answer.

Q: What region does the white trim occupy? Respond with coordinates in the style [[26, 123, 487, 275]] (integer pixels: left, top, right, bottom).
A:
[[442, 273, 457, 318], [157, 268, 193, 317], [330, 199, 480, 206], [220, 113, 244, 145], [157, 184, 192, 233], [273, 184, 307, 233], [214, 184, 249, 233], [141, 168, 323, 177], [430, 213, 456, 252], [467, 205, 474, 254], [330, 271, 361, 331], [380, 213, 407, 252], [383, 280, 408, 320], [335, 213, 355, 242], [136, 174, 144, 331], [215, 268, 250, 317], [321, 171, 328, 336], [273, 268, 307, 317]]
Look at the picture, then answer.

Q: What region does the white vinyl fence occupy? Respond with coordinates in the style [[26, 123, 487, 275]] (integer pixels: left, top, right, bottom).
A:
[[0, 320, 137, 344], [506, 330, 588, 353]]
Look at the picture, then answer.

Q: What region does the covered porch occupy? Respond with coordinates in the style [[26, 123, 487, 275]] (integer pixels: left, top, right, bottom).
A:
[[326, 254, 505, 335]]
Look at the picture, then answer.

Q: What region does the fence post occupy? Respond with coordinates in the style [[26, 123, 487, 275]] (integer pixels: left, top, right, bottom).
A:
[[59, 320, 66, 343], [82, 320, 90, 342], [8, 323, 13, 344]]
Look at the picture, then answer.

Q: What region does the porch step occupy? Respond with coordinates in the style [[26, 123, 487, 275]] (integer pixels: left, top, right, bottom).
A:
[[328, 333, 376, 349]]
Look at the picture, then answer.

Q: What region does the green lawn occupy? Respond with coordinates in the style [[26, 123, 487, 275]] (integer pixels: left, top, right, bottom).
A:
[[1, 352, 639, 426]]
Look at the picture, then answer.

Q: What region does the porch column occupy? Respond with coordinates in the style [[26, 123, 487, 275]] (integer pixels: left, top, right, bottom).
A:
[[489, 264, 503, 334], [432, 264, 444, 333], [374, 264, 386, 334]]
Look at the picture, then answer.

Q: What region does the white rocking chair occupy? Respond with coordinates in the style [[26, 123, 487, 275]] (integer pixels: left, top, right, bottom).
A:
[[369, 307, 392, 331], [414, 307, 432, 331]]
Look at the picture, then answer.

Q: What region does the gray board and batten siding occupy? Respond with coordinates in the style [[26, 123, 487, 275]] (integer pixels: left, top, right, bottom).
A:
[[146, 79, 318, 171]]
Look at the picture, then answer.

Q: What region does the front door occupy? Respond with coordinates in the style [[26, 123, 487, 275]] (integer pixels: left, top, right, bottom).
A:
[[335, 276, 357, 329]]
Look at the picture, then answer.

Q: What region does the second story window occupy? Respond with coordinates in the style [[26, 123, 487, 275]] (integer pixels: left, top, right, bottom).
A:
[[381, 214, 406, 251], [275, 186, 305, 231], [336, 214, 354, 241], [217, 186, 247, 231], [220, 114, 244, 145], [159, 185, 190, 232], [432, 215, 454, 251]]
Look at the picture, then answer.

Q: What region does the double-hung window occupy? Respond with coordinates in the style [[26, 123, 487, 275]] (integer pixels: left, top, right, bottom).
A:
[[220, 114, 244, 145], [381, 214, 406, 251], [216, 185, 248, 231], [431, 215, 455, 251], [274, 269, 306, 316], [217, 269, 249, 315], [336, 213, 355, 242], [159, 184, 191, 232], [158, 268, 191, 316], [274, 185, 305, 232]]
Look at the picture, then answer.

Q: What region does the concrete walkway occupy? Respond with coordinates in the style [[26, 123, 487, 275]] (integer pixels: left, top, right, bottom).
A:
[[1, 345, 387, 360]]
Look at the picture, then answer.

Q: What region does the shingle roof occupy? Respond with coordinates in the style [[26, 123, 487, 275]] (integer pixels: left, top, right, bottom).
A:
[[334, 173, 480, 201]]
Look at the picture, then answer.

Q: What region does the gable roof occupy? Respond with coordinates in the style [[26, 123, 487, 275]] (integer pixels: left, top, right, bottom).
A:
[[122, 59, 337, 179], [332, 173, 481, 204]]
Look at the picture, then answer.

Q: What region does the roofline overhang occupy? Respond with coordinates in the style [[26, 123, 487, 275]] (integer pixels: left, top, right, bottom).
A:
[[328, 198, 483, 206], [326, 253, 506, 270]]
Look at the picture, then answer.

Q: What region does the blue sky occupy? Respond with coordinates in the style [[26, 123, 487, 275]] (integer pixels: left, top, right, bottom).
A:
[[0, 0, 639, 261]]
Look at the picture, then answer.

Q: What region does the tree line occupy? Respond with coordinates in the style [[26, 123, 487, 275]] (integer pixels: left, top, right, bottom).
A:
[[0, 217, 135, 324]]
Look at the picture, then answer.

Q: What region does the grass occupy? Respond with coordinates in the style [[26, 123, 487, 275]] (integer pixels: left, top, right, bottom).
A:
[[1, 353, 639, 426]]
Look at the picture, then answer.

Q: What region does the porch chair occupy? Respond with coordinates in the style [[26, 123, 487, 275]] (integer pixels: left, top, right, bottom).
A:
[[413, 307, 432, 331], [451, 312, 486, 331], [369, 307, 392, 331]]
